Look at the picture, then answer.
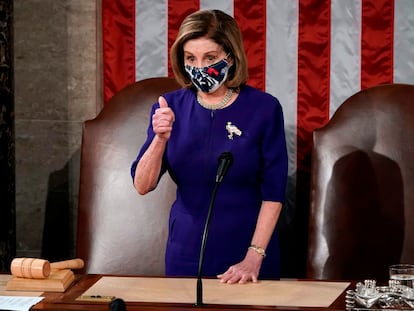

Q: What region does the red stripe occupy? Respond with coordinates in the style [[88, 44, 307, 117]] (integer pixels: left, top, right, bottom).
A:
[[102, 0, 136, 104], [297, 0, 331, 172], [361, 0, 394, 89], [167, 0, 200, 77], [234, 0, 266, 91]]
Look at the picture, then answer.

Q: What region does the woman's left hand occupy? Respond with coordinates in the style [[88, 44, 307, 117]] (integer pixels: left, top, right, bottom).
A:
[[217, 249, 264, 284]]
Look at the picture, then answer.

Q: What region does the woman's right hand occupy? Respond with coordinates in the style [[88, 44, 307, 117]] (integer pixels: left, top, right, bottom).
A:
[[152, 96, 175, 141]]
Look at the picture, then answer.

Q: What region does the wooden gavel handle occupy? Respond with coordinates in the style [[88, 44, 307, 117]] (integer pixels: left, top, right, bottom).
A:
[[50, 258, 84, 270]]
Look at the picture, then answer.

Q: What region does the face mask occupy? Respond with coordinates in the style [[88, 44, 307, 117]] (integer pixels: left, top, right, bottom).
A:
[[185, 56, 231, 93]]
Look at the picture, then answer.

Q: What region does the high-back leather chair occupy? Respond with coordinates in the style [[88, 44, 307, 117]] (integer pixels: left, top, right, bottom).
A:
[[307, 83, 414, 281], [76, 77, 180, 275]]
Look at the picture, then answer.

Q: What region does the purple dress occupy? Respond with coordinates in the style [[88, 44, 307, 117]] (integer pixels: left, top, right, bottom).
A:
[[131, 85, 288, 279]]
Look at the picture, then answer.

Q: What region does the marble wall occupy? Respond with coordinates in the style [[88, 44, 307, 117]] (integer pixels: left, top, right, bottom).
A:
[[0, 0, 15, 271], [13, 0, 100, 260]]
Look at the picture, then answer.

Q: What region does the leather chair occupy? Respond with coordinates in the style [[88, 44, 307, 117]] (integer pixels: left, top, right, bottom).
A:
[[307, 83, 414, 281], [76, 77, 180, 275]]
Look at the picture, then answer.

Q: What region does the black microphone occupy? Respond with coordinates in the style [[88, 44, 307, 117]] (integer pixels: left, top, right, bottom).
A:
[[196, 152, 233, 307], [215, 152, 234, 183], [109, 298, 126, 311]]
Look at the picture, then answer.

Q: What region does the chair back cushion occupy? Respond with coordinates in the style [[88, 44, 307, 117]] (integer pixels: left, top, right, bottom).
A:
[[308, 84, 414, 281], [77, 77, 180, 275]]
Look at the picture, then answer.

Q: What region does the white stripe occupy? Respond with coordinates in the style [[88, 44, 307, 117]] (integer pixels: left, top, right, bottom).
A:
[[135, 0, 168, 80], [200, 0, 234, 16], [329, 0, 361, 117], [266, 0, 298, 176], [394, 0, 414, 84]]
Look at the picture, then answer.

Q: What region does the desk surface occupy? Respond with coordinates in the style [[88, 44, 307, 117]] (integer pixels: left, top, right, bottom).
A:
[[22, 275, 352, 311]]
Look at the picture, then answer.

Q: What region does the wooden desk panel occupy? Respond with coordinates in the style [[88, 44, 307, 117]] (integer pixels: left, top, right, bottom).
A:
[[27, 275, 351, 311], [80, 276, 349, 307]]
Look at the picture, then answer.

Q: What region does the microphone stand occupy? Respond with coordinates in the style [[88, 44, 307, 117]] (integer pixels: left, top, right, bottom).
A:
[[195, 152, 232, 307], [195, 180, 221, 307]]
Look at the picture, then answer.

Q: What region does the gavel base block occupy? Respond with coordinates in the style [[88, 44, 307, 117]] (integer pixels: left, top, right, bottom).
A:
[[6, 269, 74, 292]]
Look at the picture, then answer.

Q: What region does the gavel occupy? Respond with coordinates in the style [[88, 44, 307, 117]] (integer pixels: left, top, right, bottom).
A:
[[10, 258, 84, 279]]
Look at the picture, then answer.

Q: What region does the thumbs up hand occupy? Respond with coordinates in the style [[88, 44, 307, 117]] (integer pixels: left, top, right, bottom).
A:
[[152, 96, 175, 141]]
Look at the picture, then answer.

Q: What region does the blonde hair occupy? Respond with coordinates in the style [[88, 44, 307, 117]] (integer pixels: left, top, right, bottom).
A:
[[170, 10, 248, 88]]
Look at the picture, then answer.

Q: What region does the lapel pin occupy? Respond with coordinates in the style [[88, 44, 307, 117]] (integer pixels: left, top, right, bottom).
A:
[[226, 122, 242, 140]]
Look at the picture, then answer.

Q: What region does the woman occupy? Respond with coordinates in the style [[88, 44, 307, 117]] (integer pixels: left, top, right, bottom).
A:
[[131, 9, 288, 284]]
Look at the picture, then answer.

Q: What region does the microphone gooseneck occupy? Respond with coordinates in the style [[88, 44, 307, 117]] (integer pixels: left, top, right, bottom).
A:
[[196, 152, 233, 307]]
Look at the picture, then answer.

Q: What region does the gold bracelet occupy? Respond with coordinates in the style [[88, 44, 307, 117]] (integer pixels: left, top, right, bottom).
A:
[[248, 244, 266, 258]]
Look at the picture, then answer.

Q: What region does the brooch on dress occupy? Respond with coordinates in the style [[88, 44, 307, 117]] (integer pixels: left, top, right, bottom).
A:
[[226, 122, 242, 140]]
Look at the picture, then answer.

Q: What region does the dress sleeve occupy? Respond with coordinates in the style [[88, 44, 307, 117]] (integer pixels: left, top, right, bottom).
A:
[[260, 98, 288, 203]]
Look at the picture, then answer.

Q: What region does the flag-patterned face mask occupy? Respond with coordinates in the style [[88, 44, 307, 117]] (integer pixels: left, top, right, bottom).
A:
[[185, 55, 231, 93]]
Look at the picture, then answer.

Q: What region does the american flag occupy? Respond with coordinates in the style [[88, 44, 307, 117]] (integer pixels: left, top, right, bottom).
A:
[[102, 0, 414, 275]]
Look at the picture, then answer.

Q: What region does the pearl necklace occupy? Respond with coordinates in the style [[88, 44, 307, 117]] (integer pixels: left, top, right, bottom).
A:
[[197, 88, 234, 110]]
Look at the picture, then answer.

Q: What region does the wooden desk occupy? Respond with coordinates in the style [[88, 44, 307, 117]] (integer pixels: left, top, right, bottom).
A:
[[27, 275, 352, 311]]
